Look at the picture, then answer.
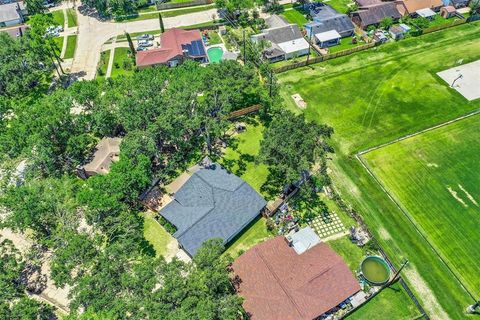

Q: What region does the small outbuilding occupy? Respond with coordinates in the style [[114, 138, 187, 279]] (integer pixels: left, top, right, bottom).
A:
[[440, 5, 457, 18], [389, 25, 405, 40], [315, 29, 342, 48]]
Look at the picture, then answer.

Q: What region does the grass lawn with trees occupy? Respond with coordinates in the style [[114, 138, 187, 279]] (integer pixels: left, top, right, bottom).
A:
[[96, 50, 110, 79], [221, 118, 270, 196], [116, 4, 216, 22], [363, 115, 480, 295], [224, 217, 272, 258], [277, 21, 480, 319], [110, 47, 135, 78], [49, 10, 64, 27], [141, 212, 174, 257]]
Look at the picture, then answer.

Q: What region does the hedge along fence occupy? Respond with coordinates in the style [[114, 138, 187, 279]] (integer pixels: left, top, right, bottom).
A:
[[274, 42, 376, 73], [421, 18, 467, 35], [156, 0, 212, 10]]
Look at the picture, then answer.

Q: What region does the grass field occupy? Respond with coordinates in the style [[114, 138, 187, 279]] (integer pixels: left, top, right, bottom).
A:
[[224, 217, 272, 258], [110, 47, 135, 78], [346, 282, 420, 319], [363, 115, 480, 295], [49, 10, 64, 27], [141, 212, 174, 257], [66, 8, 77, 27], [221, 118, 269, 196], [63, 35, 77, 59], [278, 22, 480, 319], [281, 8, 308, 27]]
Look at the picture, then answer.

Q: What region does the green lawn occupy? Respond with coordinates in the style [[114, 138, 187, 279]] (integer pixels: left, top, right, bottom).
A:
[[141, 212, 173, 257], [328, 36, 363, 53], [315, 0, 355, 14], [110, 47, 135, 78], [66, 8, 77, 27], [207, 31, 222, 45], [221, 118, 270, 196], [363, 115, 480, 295], [52, 36, 64, 55], [49, 10, 65, 27], [346, 282, 421, 319], [281, 8, 308, 27], [277, 22, 480, 319], [63, 35, 77, 59], [327, 236, 367, 272], [224, 217, 272, 258], [96, 50, 110, 79]]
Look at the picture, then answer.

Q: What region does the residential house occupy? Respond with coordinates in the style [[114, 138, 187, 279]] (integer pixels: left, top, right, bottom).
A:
[[304, 3, 355, 42], [440, 5, 457, 17], [136, 28, 207, 69], [351, 1, 402, 29], [0, 1, 26, 27], [251, 15, 310, 62], [232, 228, 361, 320], [159, 162, 267, 257], [396, 0, 444, 16], [77, 137, 121, 179]]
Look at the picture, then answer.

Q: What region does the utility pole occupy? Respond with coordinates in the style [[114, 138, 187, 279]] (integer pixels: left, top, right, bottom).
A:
[[269, 71, 273, 98], [243, 29, 246, 64], [467, 301, 480, 314]]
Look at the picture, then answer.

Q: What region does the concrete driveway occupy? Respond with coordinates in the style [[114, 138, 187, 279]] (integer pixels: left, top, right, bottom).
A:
[[70, 6, 217, 80]]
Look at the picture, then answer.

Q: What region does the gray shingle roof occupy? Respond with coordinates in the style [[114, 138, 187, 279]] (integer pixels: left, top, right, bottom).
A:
[[352, 3, 401, 26], [0, 1, 23, 23], [306, 16, 355, 37], [256, 24, 304, 45], [160, 164, 266, 257]]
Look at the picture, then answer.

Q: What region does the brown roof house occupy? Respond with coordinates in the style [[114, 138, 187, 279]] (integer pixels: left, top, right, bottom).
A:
[[395, 0, 444, 16], [232, 227, 361, 320], [77, 137, 122, 179], [351, 1, 402, 29]]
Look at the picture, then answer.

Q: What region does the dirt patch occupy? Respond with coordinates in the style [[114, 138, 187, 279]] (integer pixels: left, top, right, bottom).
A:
[[458, 184, 478, 207], [404, 266, 449, 320], [447, 186, 468, 208], [291, 93, 307, 109], [378, 227, 392, 241]]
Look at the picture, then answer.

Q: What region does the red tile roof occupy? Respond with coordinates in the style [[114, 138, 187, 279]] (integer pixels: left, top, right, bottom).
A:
[[135, 28, 202, 67], [231, 236, 360, 320]]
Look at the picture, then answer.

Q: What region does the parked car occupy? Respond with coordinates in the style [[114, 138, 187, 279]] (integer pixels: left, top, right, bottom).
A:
[[43, 1, 55, 8], [136, 46, 147, 51], [138, 40, 153, 47], [137, 34, 154, 41]]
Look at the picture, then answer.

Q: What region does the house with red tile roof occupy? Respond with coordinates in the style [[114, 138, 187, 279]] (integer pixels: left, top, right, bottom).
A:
[[136, 28, 207, 69], [231, 232, 361, 320]]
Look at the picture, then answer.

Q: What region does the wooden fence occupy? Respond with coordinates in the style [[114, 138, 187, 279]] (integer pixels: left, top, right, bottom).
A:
[[274, 42, 376, 73], [421, 18, 467, 35], [228, 104, 262, 119]]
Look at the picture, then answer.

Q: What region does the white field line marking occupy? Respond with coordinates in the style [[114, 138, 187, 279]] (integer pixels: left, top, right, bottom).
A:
[[447, 186, 468, 208], [458, 184, 478, 206], [358, 109, 480, 155]]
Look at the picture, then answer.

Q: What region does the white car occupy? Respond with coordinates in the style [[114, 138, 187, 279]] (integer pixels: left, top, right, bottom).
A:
[[138, 40, 153, 47], [137, 34, 154, 41]]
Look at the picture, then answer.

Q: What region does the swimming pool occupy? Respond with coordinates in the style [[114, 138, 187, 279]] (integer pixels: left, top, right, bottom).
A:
[[207, 47, 224, 63]]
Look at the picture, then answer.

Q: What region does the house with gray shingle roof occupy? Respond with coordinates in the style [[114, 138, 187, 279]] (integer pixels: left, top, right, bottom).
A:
[[251, 14, 310, 62], [304, 3, 355, 38], [159, 163, 266, 257]]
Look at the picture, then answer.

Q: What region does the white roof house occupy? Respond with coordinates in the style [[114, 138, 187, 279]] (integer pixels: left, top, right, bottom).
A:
[[416, 8, 436, 18], [315, 29, 342, 43], [0, 1, 26, 27], [277, 38, 310, 57]]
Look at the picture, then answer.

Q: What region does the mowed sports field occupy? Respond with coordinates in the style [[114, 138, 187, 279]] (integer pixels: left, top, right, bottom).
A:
[[278, 21, 480, 319], [363, 115, 480, 296]]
